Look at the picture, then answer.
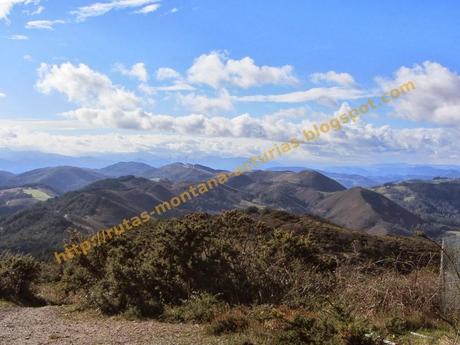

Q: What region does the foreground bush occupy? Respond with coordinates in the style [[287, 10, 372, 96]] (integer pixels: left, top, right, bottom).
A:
[[61, 211, 321, 315], [163, 292, 226, 323], [0, 252, 40, 300], [207, 309, 249, 335], [59, 208, 441, 340]]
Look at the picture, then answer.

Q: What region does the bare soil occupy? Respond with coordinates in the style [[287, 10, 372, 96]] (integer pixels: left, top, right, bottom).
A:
[[0, 303, 230, 345]]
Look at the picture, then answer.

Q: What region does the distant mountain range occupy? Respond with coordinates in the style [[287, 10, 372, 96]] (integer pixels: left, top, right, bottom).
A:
[[1, 161, 459, 257], [269, 164, 460, 187], [0, 166, 438, 256], [1, 149, 459, 185], [0, 162, 228, 193]]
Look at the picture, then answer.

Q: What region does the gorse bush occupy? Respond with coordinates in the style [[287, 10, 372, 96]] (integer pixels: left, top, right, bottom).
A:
[[272, 314, 337, 345], [164, 292, 226, 323], [61, 211, 322, 315], [207, 309, 249, 335], [59, 208, 440, 341], [0, 252, 40, 300]]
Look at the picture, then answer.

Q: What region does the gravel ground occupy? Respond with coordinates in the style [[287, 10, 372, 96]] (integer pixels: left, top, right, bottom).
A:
[[0, 304, 230, 345]]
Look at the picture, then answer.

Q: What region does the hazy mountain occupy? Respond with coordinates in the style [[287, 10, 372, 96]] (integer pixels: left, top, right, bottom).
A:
[[373, 178, 460, 229], [10, 166, 107, 194], [99, 162, 157, 178], [148, 163, 227, 182], [318, 172, 380, 188], [0, 171, 15, 187], [0, 150, 249, 173], [269, 164, 460, 186]]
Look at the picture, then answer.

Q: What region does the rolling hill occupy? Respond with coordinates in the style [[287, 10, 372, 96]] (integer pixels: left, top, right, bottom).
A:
[[0, 186, 56, 218], [311, 187, 424, 236], [4, 166, 107, 194], [373, 178, 460, 230], [0, 171, 15, 187], [148, 163, 226, 182], [0, 169, 433, 257]]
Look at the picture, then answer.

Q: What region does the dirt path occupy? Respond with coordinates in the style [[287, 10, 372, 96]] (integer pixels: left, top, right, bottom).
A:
[[0, 304, 229, 345]]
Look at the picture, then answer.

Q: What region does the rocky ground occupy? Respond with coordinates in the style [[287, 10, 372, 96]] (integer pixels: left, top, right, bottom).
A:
[[0, 302, 231, 345]]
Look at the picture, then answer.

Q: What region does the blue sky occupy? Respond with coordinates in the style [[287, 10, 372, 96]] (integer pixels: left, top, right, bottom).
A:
[[1, 0, 460, 166]]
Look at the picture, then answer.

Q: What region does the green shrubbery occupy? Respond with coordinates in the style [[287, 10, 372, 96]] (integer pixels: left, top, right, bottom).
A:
[[55, 209, 442, 342], [163, 292, 226, 323], [61, 211, 321, 315], [0, 252, 40, 300], [207, 309, 249, 336]]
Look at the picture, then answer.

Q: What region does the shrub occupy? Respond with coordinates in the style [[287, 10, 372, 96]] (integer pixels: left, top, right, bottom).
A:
[[271, 314, 337, 345], [0, 252, 40, 300], [339, 322, 381, 345], [164, 292, 226, 323], [207, 310, 249, 336]]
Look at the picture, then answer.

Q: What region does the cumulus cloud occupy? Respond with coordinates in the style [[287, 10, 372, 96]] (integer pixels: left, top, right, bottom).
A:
[[34, 62, 368, 137], [376, 61, 460, 127], [71, 0, 161, 22], [26, 19, 65, 30], [37, 60, 453, 165], [134, 3, 160, 14], [114, 62, 148, 82], [36, 63, 139, 109], [8, 34, 28, 40], [0, 0, 39, 22], [187, 51, 298, 89], [36, 62, 145, 129], [310, 71, 355, 86]]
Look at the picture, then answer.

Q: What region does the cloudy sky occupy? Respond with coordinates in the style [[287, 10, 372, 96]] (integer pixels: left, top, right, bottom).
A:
[[1, 0, 460, 166]]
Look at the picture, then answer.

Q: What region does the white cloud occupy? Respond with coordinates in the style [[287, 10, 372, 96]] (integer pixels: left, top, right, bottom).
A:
[[134, 3, 160, 14], [62, 108, 158, 130], [26, 19, 65, 30], [36, 62, 165, 130], [234, 86, 369, 103], [310, 71, 355, 86], [0, 0, 39, 22], [23, 54, 32, 60], [0, 92, 6, 98], [376, 61, 460, 127], [178, 89, 234, 113], [71, 0, 160, 22], [170, 7, 178, 13], [114, 62, 148, 82], [0, 121, 459, 165], [8, 34, 29, 40], [187, 51, 298, 89], [156, 67, 181, 81], [37, 61, 439, 164]]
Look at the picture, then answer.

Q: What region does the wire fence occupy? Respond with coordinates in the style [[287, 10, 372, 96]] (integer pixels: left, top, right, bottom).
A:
[[441, 236, 460, 314]]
